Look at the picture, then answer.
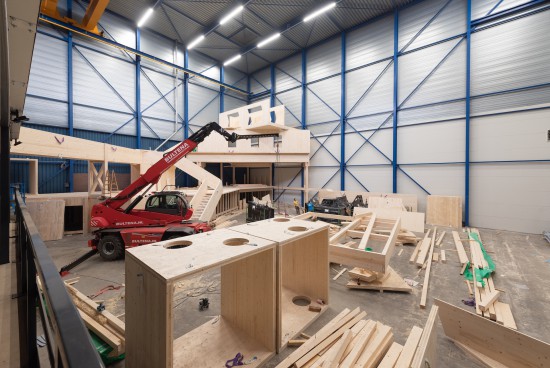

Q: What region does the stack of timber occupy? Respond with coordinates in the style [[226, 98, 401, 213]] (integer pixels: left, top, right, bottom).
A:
[[64, 283, 126, 357], [276, 305, 439, 368], [354, 207, 425, 234], [329, 214, 412, 293], [436, 299, 549, 368], [465, 228, 517, 330]]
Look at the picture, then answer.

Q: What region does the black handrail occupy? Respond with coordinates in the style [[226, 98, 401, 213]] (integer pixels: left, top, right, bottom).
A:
[[14, 188, 104, 367]]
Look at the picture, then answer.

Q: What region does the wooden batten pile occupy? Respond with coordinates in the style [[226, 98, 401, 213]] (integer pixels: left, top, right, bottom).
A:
[[464, 228, 517, 329], [276, 305, 439, 368]]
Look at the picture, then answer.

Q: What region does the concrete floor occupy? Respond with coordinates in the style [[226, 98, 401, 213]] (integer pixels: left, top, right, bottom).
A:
[[45, 219, 550, 367]]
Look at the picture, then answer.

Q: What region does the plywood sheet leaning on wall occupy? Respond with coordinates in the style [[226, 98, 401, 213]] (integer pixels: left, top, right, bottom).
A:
[[426, 195, 462, 228], [26, 199, 65, 241], [435, 299, 550, 368]]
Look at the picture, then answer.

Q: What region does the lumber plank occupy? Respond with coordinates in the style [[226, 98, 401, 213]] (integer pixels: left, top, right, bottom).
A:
[[452, 231, 469, 265], [394, 326, 423, 368], [354, 323, 393, 368], [324, 330, 353, 368], [79, 311, 123, 356], [410, 229, 431, 264], [348, 268, 378, 282], [498, 302, 517, 330], [294, 311, 367, 368], [411, 305, 439, 368], [436, 231, 446, 246], [420, 233, 436, 308], [358, 214, 376, 250], [479, 290, 500, 312], [378, 342, 403, 368], [415, 238, 432, 267], [435, 299, 548, 368], [340, 321, 377, 367], [333, 268, 347, 281], [275, 308, 354, 368]]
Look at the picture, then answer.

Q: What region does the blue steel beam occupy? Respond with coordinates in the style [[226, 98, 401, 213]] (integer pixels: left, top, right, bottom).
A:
[[184, 48, 189, 139], [136, 27, 141, 148], [67, 0, 74, 192], [340, 32, 346, 191], [392, 9, 398, 193], [301, 49, 306, 203], [465, 0, 472, 226], [220, 66, 225, 112], [345, 168, 370, 192]]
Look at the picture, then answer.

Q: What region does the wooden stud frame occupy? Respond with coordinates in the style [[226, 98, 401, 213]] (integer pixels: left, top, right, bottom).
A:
[[125, 229, 277, 367], [231, 218, 330, 352], [327, 214, 401, 274]]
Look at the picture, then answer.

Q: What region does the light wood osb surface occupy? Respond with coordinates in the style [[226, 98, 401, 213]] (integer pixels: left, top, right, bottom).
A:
[[426, 195, 462, 228], [230, 218, 329, 244]]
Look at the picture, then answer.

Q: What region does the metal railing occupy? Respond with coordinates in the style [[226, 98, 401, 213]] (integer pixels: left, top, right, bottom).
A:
[[14, 188, 104, 367]]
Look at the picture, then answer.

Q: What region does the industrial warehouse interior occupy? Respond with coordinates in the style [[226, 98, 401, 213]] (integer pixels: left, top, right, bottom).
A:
[[1, 0, 549, 367]]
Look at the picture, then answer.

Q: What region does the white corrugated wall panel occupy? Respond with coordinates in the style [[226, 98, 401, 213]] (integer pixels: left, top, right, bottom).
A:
[[310, 134, 340, 167], [73, 105, 135, 135], [397, 120, 465, 163], [224, 68, 247, 91], [399, 0, 445, 51], [346, 16, 394, 71], [142, 117, 181, 140], [306, 76, 341, 124], [141, 30, 175, 64], [27, 33, 67, 101], [188, 84, 219, 127], [308, 122, 340, 138], [250, 68, 271, 93], [398, 39, 459, 105], [307, 37, 341, 82], [308, 167, 340, 193], [399, 101, 465, 126], [473, 0, 536, 19], [345, 167, 393, 193], [471, 86, 550, 116], [223, 95, 247, 112], [73, 47, 134, 112], [276, 88, 302, 128], [140, 69, 177, 121], [470, 163, 550, 234], [346, 61, 394, 118], [276, 54, 302, 91], [24, 97, 68, 128], [345, 128, 393, 166], [471, 11, 550, 96], [402, 40, 466, 107], [346, 112, 392, 132], [188, 51, 220, 81], [471, 109, 549, 162]]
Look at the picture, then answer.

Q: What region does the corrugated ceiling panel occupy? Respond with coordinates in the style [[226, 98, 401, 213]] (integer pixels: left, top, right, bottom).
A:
[[346, 15, 393, 71], [276, 53, 302, 91], [306, 76, 341, 124], [471, 11, 550, 95], [276, 88, 302, 128], [398, 39, 458, 105], [307, 37, 341, 82], [403, 40, 466, 107], [346, 60, 393, 117], [27, 33, 67, 101], [73, 46, 134, 112]]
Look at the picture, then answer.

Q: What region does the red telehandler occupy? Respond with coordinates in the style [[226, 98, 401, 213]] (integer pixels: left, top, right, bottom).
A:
[[60, 122, 278, 275]]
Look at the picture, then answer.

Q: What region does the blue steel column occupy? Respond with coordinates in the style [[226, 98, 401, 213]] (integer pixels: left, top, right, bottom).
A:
[[184, 49, 189, 139], [465, 0, 472, 226], [340, 32, 346, 191], [220, 66, 225, 112], [392, 9, 399, 194], [67, 0, 74, 192], [270, 64, 275, 107], [135, 28, 141, 149], [301, 49, 307, 204]]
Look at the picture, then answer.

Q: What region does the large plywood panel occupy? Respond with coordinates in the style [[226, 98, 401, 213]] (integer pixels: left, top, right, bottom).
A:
[[471, 110, 550, 162], [470, 163, 550, 234]]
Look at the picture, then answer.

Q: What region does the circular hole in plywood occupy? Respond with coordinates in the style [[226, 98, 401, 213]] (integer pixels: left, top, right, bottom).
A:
[[273, 218, 290, 222], [288, 226, 308, 232], [163, 241, 192, 249], [292, 296, 311, 307], [223, 238, 249, 246]]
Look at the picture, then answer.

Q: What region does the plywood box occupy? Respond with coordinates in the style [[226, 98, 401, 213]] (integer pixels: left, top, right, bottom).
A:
[[125, 229, 277, 367], [25, 199, 65, 241], [231, 218, 330, 352], [426, 195, 462, 228]]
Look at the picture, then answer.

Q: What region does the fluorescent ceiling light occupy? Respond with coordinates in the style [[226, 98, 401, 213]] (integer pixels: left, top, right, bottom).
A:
[[219, 5, 244, 25], [303, 2, 336, 22], [137, 7, 154, 28], [224, 54, 241, 66], [187, 35, 205, 50], [257, 33, 281, 48]]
